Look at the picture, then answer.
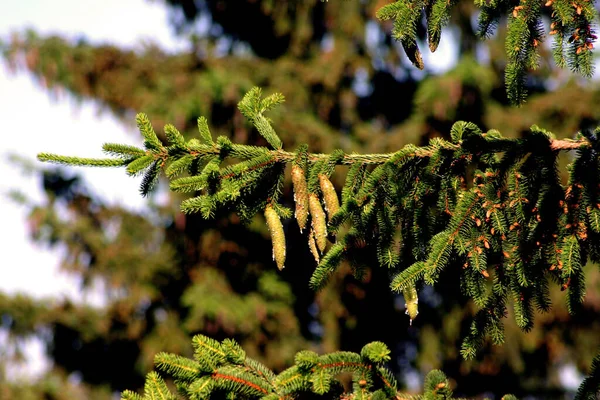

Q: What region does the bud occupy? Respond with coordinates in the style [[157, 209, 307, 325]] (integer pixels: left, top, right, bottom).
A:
[[292, 165, 309, 232], [265, 205, 286, 270], [319, 174, 340, 221], [402, 286, 419, 325], [309, 193, 327, 252]]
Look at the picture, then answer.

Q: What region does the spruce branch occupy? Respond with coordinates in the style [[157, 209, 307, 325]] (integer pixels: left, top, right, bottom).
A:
[[373, 0, 597, 104], [576, 350, 600, 400], [126, 335, 519, 399], [39, 88, 600, 391]]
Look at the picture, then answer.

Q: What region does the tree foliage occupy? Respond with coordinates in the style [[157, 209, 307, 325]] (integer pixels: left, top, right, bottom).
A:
[[5, 0, 600, 398], [121, 334, 517, 400], [39, 85, 600, 398], [377, 0, 597, 104]]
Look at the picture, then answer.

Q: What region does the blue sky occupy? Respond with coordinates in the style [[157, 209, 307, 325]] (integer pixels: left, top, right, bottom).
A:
[[0, 0, 186, 378], [0, 0, 187, 299]]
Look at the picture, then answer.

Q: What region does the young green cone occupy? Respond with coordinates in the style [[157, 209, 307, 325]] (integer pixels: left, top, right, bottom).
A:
[[318, 174, 340, 221], [265, 205, 286, 270], [309, 193, 327, 252], [402, 285, 419, 325], [308, 227, 320, 264], [292, 164, 309, 232]]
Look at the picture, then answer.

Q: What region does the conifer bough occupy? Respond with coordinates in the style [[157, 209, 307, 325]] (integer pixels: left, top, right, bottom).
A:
[[38, 88, 600, 398], [122, 334, 505, 400], [374, 0, 597, 104]]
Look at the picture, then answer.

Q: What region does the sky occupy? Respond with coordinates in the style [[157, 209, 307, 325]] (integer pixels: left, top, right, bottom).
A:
[[0, 0, 186, 378], [0, 0, 187, 299]]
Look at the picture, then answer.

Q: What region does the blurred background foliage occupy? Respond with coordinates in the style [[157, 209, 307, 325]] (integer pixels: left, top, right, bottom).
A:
[[1, 0, 600, 398]]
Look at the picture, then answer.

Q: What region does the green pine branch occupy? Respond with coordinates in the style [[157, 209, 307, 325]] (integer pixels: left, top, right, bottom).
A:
[[38, 87, 600, 397], [124, 334, 518, 400], [371, 0, 597, 105]]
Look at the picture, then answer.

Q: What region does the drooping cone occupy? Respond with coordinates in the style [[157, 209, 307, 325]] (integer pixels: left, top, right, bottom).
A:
[[318, 174, 340, 221], [402, 285, 419, 325], [309, 193, 327, 252], [308, 227, 320, 264], [292, 164, 309, 232], [265, 205, 286, 270]]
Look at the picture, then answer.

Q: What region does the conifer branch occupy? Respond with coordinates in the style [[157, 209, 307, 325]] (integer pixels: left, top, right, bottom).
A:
[[575, 350, 600, 400], [373, 0, 598, 104], [126, 334, 519, 399], [38, 87, 600, 396]]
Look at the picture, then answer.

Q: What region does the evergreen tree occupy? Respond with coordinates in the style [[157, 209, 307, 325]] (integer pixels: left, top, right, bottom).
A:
[[3, 0, 600, 398]]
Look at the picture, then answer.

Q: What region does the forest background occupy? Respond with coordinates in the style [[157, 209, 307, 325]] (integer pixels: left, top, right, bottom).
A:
[[1, 0, 600, 398]]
